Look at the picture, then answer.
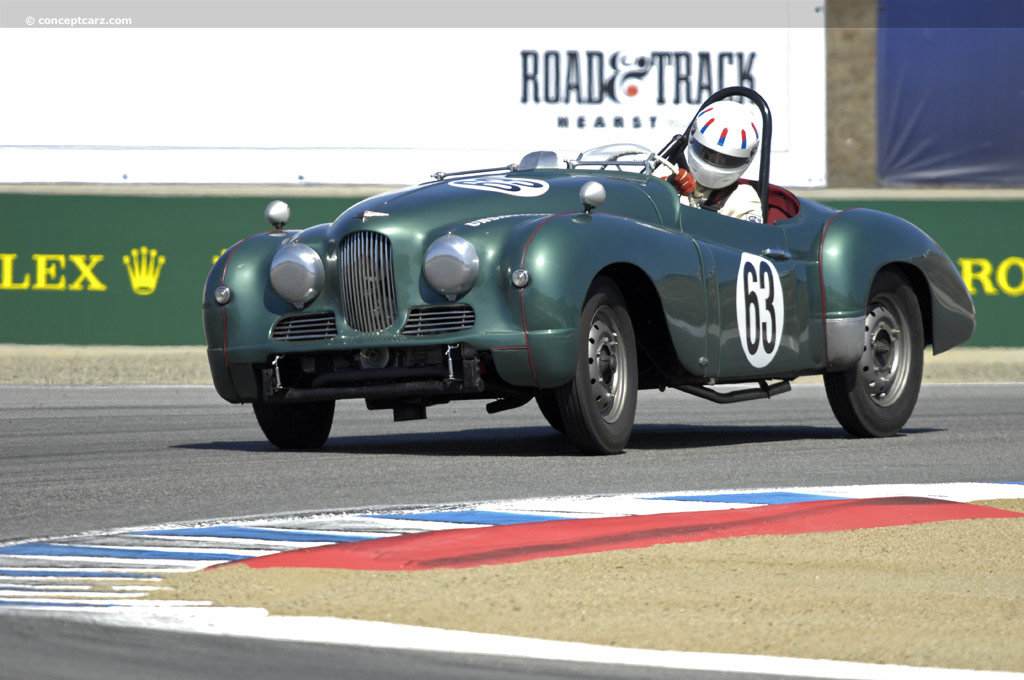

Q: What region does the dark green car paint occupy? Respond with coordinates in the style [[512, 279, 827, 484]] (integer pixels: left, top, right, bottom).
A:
[[818, 208, 975, 354], [203, 165, 974, 407]]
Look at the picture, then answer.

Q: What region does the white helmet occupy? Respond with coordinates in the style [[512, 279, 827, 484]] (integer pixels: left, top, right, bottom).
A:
[[684, 100, 760, 189]]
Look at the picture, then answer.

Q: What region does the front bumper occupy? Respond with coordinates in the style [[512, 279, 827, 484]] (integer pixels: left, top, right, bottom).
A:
[[206, 331, 575, 405]]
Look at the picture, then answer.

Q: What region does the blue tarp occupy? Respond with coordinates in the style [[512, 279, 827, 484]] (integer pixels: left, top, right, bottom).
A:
[[876, 0, 1024, 185]]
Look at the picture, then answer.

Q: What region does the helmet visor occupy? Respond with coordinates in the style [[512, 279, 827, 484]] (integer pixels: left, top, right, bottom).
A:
[[688, 137, 749, 169]]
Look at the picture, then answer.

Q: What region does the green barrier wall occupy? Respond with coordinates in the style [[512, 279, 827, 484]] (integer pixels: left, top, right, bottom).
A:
[[0, 193, 361, 345], [1, 192, 1021, 347]]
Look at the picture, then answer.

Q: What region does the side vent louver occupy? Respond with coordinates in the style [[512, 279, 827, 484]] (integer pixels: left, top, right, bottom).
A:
[[401, 305, 476, 336], [271, 313, 337, 341]]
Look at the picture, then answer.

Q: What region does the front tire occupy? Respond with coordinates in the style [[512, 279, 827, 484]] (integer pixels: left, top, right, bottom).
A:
[[555, 277, 638, 454], [824, 269, 924, 437], [535, 390, 566, 433], [253, 400, 335, 449]]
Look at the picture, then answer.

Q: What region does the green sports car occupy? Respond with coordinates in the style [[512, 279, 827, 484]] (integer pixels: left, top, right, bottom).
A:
[[203, 87, 974, 454]]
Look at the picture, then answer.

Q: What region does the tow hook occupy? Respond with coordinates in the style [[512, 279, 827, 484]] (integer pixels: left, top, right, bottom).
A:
[[271, 355, 282, 390], [261, 355, 285, 399], [445, 344, 459, 382]]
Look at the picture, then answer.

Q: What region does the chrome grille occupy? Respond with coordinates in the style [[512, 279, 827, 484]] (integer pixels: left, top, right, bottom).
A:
[[271, 313, 337, 341], [339, 231, 397, 332], [401, 305, 476, 336]]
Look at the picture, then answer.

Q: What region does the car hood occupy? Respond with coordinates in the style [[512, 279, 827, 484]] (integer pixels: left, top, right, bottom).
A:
[[328, 171, 670, 240]]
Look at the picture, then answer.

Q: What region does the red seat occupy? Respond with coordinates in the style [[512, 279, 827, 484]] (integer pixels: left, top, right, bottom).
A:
[[765, 184, 800, 225], [737, 179, 801, 225]]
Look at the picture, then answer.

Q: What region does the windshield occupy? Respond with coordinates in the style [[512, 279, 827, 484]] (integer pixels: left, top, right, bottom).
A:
[[575, 144, 655, 167]]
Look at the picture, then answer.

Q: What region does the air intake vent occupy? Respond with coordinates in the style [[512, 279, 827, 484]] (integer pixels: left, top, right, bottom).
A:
[[339, 231, 398, 332], [401, 305, 476, 336], [271, 313, 337, 341]]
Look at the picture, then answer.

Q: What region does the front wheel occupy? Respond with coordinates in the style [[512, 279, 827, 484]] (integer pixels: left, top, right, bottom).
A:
[[824, 270, 924, 437], [253, 400, 335, 449], [555, 277, 638, 454], [535, 390, 565, 433]]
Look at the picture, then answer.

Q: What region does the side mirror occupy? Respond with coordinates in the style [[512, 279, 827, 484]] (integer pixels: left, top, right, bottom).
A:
[[265, 200, 291, 230]]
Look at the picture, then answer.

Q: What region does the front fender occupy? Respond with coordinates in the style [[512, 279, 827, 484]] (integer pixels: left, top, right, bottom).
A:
[[202, 225, 333, 401], [821, 208, 975, 361], [513, 212, 706, 387]]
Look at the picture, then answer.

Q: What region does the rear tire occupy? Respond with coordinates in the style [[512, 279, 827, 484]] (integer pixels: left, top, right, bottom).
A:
[[824, 270, 923, 437], [555, 277, 638, 454], [253, 400, 335, 449]]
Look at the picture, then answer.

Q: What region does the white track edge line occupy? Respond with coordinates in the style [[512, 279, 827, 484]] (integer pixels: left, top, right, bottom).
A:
[[11, 608, 1020, 680]]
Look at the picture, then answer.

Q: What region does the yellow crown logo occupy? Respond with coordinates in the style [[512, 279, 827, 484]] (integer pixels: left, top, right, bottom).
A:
[[122, 246, 166, 296]]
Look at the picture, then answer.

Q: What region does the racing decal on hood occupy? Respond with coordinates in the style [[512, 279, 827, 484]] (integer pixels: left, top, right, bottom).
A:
[[736, 252, 783, 368], [465, 214, 536, 227], [449, 177, 550, 197]]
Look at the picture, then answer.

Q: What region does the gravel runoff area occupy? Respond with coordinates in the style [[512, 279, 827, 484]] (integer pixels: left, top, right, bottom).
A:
[[1, 345, 1022, 385]]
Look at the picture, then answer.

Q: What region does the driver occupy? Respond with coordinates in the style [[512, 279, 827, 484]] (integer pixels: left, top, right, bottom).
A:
[[669, 100, 763, 223]]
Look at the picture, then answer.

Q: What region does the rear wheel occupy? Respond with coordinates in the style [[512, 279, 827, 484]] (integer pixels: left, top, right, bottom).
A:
[[555, 277, 638, 454], [824, 270, 923, 437], [253, 400, 335, 449]]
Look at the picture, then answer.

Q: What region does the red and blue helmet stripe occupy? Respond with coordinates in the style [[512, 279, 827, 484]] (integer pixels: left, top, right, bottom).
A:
[[695, 104, 759, 151]]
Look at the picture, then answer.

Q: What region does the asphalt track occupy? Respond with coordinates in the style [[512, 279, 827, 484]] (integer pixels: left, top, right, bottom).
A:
[[1, 382, 1023, 679]]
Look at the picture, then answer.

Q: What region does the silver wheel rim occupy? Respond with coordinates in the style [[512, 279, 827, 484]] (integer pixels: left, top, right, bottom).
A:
[[587, 306, 628, 422], [858, 295, 910, 406]]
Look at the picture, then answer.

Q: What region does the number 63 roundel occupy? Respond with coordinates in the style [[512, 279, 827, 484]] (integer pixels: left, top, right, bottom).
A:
[[735, 252, 784, 369]]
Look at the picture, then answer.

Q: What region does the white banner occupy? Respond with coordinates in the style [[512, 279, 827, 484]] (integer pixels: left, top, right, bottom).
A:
[[0, 22, 825, 186]]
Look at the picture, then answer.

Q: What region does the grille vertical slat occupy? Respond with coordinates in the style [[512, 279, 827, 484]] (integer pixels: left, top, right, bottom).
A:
[[382, 239, 393, 327], [339, 231, 397, 332], [371, 235, 380, 327]]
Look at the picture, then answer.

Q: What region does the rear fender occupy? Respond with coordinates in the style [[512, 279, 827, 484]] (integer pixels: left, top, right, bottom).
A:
[[821, 209, 975, 368]]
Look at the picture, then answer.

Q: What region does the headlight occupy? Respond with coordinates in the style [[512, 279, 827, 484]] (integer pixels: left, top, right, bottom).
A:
[[269, 242, 325, 308], [423, 234, 479, 299]]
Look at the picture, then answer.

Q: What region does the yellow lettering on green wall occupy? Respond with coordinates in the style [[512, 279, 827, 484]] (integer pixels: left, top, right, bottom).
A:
[[67, 254, 107, 291], [995, 257, 1024, 297], [0, 254, 31, 290], [31, 254, 66, 290], [958, 258, 998, 295], [958, 257, 1024, 297]]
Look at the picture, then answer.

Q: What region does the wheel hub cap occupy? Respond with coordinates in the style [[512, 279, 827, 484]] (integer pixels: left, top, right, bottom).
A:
[[859, 302, 909, 406], [587, 309, 625, 421]]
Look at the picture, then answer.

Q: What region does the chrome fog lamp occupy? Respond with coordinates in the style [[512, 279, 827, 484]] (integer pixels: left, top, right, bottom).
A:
[[423, 234, 479, 299], [269, 243, 325, 308]]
